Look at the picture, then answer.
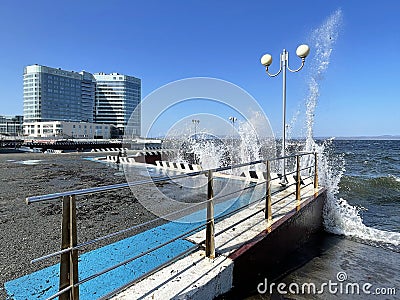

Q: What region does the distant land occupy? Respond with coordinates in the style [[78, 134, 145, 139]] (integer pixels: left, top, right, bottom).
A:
[[317, 135, 400, 140]]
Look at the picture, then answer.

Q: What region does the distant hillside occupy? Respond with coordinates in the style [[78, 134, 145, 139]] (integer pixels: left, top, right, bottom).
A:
[[317, 135, 400, 140]]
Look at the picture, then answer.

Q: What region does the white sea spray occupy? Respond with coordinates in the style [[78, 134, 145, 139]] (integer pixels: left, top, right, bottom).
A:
[[304, 9, 400, 247]]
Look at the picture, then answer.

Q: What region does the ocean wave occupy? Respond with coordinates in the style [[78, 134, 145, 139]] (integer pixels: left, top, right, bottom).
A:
[[312, 140, 400, 250], [340, 174, 400, 192], [323, 196, 400, 249]]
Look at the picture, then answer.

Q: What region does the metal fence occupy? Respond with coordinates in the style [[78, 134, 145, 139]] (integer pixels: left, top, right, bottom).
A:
[[25, 152, 318, 300]]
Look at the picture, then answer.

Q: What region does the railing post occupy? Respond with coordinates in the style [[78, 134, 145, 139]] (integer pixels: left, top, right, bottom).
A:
[[205, 170, 215, 259], [59, 195, 79, 300], [296, 155, 301, 210], [314, 152, 319, 195], [265, 160, 272, 226]]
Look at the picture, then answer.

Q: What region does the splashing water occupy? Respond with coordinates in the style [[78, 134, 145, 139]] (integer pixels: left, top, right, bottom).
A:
[[305, 9, 343, 152], [316, 140, 400, 248], [303, 9, 400, 248], [167, 111, 275, 174], [237, 121, 262, 164], [235, 111, 274, 172], [187, 134, 229, 170]]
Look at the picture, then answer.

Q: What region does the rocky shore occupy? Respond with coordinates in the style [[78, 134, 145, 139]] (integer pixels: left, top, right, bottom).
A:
[[0, 152, 161, 299]]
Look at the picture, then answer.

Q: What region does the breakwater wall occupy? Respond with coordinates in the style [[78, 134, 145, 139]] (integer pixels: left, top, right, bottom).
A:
[[0, 139, 24, 148], [106, 150, 175, 165], [23, 141, 123, 151]]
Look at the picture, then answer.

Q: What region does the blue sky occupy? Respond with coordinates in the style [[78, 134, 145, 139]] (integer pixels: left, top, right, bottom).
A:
[[0, 0, 399, 137]]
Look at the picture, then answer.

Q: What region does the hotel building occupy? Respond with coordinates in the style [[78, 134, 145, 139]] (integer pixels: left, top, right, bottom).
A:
[[93, 73, 141, 136], [23, 65, 141, 137]]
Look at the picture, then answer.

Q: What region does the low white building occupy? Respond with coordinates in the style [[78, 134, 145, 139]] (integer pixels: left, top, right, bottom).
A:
[[0, 115, 23, 136], [23, 121, 111, 139]]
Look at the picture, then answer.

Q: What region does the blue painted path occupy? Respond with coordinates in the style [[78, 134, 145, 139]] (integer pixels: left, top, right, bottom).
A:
[[5, 184, 259, 299]]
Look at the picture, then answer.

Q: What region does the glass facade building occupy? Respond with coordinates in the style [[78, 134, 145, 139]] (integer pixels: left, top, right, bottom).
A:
[[23, 65, 95, 123], [23, 65, 141, 136], [93, 73, 141, 136]]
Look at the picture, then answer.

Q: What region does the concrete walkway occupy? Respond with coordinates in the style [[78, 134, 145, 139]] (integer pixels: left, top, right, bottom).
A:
[[112, 182, 320, 299]]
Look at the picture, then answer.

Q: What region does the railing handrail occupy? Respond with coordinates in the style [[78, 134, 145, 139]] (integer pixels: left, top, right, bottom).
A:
[[24, 151, 318, 300], [26, 151, 315, 204]]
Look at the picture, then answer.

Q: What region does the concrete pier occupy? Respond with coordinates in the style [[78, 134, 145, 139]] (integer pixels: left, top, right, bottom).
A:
[[112, 187, 326, 299]]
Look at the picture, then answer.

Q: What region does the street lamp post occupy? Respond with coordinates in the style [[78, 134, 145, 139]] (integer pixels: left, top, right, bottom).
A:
[[192, 119, 200, 139], [228, 116, 237, 164], [261, 44, 310, 185]]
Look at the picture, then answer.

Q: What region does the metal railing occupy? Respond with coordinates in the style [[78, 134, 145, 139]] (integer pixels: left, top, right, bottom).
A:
[[25, 152, 319, 300]]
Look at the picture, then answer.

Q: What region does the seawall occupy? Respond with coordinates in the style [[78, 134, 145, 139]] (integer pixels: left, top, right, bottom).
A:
[[228, 188, 326, 296]]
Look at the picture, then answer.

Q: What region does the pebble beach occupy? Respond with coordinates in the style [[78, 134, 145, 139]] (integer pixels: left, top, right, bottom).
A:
[[0, 151, 160, 299]]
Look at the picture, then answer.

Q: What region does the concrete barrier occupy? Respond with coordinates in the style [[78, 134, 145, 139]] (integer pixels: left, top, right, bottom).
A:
[[184, 163, 193, 171], [154, 160, 202, 173], [238, 170, 310, 187], [240, 170, 264, 181], [92, 148, 129, 153], [107, 155, 119, 163], [104, 151, 197, 168]]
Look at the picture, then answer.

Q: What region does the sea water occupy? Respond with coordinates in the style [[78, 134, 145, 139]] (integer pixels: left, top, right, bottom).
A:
[[325, 139, 400, 248], [243, 139, 400, 300]]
